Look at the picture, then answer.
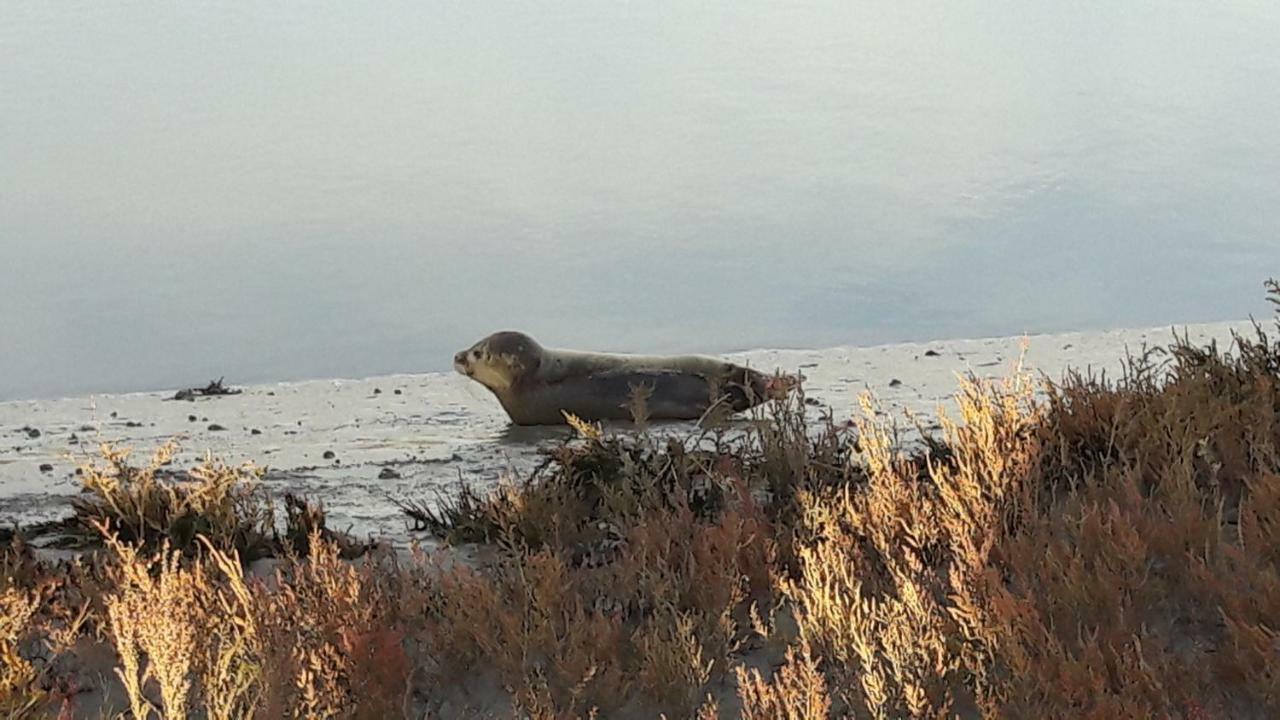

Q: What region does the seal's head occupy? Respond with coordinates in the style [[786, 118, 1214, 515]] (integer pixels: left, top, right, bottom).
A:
[[454, 331, 544, 392]]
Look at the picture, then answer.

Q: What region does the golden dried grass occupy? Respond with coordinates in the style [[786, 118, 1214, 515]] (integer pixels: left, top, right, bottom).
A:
[[72, 440, 275, 559]]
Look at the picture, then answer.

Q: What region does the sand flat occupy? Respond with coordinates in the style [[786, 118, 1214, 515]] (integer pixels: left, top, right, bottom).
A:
[[0, 320, 1258, 541]]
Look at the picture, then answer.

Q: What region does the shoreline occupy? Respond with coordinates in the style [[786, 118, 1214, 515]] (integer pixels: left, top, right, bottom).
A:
[[2, 315, 1257, 406], [0, 319, 1259, 541]]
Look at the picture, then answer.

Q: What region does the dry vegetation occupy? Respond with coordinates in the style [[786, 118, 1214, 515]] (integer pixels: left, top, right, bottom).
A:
[[3, 281, 1279, 718]]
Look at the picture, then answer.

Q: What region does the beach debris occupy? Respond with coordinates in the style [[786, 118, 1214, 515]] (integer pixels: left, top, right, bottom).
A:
[[250, 428, 262, 435], [188, 415, 198, 422], [208, 423, 227, 432], [171, 377, 243, 401], [38, 463, 53, 473], [889, 378, 903, 387], [394, 388, 402, 395], [323, 450, 336, 460], [924, 349, 941, 357], [21, 426, 40, 439], [378, 467, 401, 479]]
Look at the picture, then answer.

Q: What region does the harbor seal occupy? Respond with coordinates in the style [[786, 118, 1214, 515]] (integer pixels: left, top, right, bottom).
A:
[[454, 331, 789, 426]]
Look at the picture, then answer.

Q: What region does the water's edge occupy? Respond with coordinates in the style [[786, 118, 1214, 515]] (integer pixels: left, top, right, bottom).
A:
[[0, 320, 1258, 541]]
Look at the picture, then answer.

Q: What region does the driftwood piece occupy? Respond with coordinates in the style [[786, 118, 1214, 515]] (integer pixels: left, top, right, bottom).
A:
[[170, 377, 243, 402]]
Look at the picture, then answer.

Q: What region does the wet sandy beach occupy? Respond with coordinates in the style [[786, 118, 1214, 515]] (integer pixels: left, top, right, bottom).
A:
[[0, 320, 1256, 543]]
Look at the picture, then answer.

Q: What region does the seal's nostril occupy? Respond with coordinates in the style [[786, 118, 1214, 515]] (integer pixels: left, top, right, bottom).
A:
[[454, 352, 466, 365]]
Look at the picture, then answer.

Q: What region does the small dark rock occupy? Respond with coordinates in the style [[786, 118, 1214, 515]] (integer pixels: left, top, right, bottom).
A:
[[202, 417, 208, 422], [110, 411, 117, 418], [888, 378, 903, 387], [38, 463, 53, 473], [804, 397, 821, 406], [267, 391, 276, 396], [78, 425, 94, 432], [378, 467, 401, 479], [188, 415, 198, 422], [394, 389, 402, 395], [125, 421, 143, 428], [208, 424, 227, 432], [250, 428, 262, 435], [373, 388, 382, 395], [924, 349, 941, 357], [322, 450, 336, 460], [26, 428, 40, 439], [69, 433, 78, 443]]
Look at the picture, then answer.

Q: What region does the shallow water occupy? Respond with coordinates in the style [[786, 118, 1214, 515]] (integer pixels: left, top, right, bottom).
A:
[[2, 2, 1279, 402], [0, 321, 1257, 543]]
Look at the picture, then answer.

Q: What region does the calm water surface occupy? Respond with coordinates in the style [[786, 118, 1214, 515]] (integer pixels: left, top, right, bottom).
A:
[[3, 1, 1279, 401]]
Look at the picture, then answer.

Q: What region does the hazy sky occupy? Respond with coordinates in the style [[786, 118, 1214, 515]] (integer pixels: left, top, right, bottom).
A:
[[2, 1, 1279, 400]]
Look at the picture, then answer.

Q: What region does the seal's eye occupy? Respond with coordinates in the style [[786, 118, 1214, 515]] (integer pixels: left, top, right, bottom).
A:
[[471, 350, 482, 359]]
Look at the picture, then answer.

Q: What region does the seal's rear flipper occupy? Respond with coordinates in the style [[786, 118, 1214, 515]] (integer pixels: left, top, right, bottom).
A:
[[763, 373, 801, 400], [723, 368, 801, 412]]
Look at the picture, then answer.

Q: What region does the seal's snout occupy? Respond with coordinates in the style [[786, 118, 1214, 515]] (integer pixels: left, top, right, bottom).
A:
[[453, 351, 469, 374]]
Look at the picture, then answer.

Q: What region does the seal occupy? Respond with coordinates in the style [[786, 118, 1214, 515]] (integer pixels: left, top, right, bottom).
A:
[[453, 331, 790, 425]]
